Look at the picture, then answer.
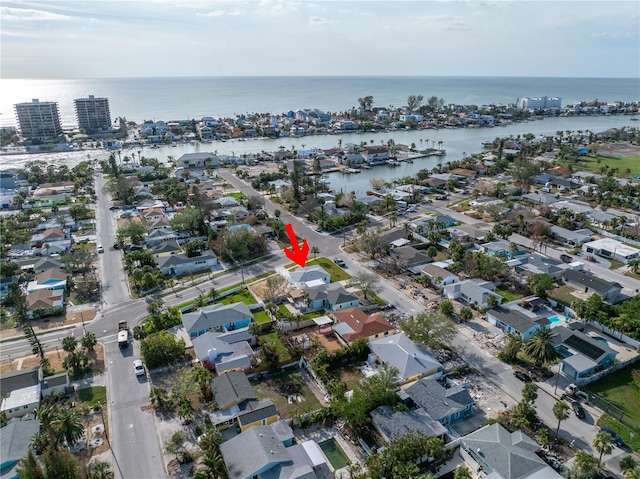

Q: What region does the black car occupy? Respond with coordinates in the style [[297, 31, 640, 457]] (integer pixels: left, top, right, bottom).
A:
[[572, 401, 585, 418], [560, 254, 573, 263], [600, 427, 624, 447], [109, 205, 119, 210], [513, 371, 532, 382]]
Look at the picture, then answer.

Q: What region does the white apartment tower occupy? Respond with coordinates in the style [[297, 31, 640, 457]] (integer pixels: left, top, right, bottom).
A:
[[74, 95, 112, 134], [14, 99, 63, 140]]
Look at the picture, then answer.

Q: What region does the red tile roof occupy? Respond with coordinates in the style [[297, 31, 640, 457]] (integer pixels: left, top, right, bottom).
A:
[[332, 307, 394, 342]]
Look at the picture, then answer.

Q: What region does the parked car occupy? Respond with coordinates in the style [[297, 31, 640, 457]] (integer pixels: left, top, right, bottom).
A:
[[560, 254, 573, 263], [109, 205, 119, 211], [436, 195, 448, 201], [96, 244, 104, 254], [334, 257, 346, 267], [572, 401, 585, 418], [513, 371, 532, 382], [600, 427, 624, 447], [133, 359, 145, 376]]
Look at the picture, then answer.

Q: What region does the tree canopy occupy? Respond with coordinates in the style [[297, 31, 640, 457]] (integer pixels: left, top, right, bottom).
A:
[[402, 311, 456, 350]]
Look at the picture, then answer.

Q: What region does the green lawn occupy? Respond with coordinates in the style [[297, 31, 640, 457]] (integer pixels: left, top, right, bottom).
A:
[[77, 386, 107, 408], [259, 332, 292, 363], [548, 285, 578, 306], [218, 288, 257, 305], [597, 415, 640, 452], [307, 257, 351, 282], [587, 364, 640, 450], [278, 304, 291, 317], [253, 309, 272, 324], [572, 155, 640, 177], [496, 286, 525, 303]]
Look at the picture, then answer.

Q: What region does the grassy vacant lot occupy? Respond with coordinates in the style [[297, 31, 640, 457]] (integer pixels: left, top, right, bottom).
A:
[[253, 309, 272, 324], [307, 257, 351, 282], [548, 285, 578, 306], [252, 368, 322, 418], [587, 364, 640, 450], [573, 155, 640, 177], [496, 286, 525, 303], [218, 288, 257, 305], [77, 386, 107, 408]]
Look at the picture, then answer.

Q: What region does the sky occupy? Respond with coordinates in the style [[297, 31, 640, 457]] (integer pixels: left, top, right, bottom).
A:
[[1, 0, 639, 79]]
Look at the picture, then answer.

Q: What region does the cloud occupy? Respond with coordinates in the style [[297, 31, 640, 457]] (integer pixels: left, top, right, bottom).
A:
[[414, 14, 470, 30], [257, 0, 300, 15], [1, 6, 74, 22], [591, 31, 639, 39], [197, 10, 226, 17], [308, 15, 328, 26]]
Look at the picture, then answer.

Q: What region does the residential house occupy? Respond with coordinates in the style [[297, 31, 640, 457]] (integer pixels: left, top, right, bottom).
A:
[[1, 384, 41, 419], [368, 333, 442, 384], [0, 419, 41, 479], [521, 192, 559, 206], [389, 245, 432, 271], [182, 302, 253, 338], [444, 279, 502, 309], [549, 226, 593, 247], [26, 289, 64, 317], [287, 266, 330, 289], [362, 146, 389, 165], [305, 283, 359, 312], [215, 196, 240, 208], [403, 377, 474, 426], [331, 307, 395, 345], [225, 206, 250, 222], [41, 372, 71, 397], [156, 250, 219, 277], [26, 268, 68, 294], [510, 253, 581, 279], [552, 326, 617, 381], [0, 276, 19, 300], [145, 228, 190, 246], [582, 238, 640, 264], [480, 239, 526, 259], [419, 264, 459, 288], [192, 331, 254, 375], [176, 152, 220, 169], [209, 372, 279, 432], [150, 240, 182, 258], [219, 425, 323, 479], [470, 196, 503, 209], [561, 269, 622, 304], [459, 423, 562, 479], [370, 406, 447, 444], [0, 367, 42, 399], [449, 224, 486, 243], [485, 304, 551, 340], [30, 227, 68, 248]]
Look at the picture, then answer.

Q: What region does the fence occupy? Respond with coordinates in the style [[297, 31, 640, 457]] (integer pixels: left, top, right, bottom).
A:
[[588, 391, 640, 432]]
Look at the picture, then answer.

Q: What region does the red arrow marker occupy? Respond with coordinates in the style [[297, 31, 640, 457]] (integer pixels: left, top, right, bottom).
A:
[[283, 223, 309, 267]]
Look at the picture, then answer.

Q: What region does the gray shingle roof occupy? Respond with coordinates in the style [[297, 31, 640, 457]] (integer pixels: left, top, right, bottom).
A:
[[371, 405, 447, 442], [405, 378, 473, 422], [0, 367, 40, 398], [461, 423, 559, 479], [562, 269, 621, 295], [368, 333, 441, 381], [182, 302, 252, 335], [488, 307, 549, 335], [1, 419, 41, 469], [211, 371, 256, 410], [237, 399, 278, 427]]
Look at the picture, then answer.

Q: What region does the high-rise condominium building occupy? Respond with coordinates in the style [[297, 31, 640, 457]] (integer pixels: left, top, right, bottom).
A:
[[74, 95, 112, 134], [14, 99, 63, 140]]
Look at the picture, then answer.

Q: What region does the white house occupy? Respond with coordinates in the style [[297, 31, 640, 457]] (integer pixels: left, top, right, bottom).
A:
[[420, 264, 458, 288], [582, 238, 640, 264]]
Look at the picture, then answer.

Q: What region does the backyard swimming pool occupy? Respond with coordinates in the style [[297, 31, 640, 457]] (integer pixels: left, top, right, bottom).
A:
[[548, 315, 565, 325], [319, 438, 349, 470]]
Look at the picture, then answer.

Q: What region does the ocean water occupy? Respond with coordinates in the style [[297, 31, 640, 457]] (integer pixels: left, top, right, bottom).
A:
[[1, 76, 638, 127], [1, 76, 638, 193]]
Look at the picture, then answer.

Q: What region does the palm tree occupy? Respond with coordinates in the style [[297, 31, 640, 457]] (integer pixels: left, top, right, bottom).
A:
[[523, 327, 557, 365], [627, 257, 640, 274], [552, 401, 570, 438], [35, 404, 60, 447], [248, 321, 261, 345], [52, 408, 84, 448], [81, 331, 97, 351], [620, 457, 640, 478], [208, 287, 219, 303], [593, 431, 614, 462], [310, 246, 320, 259], [521, 382, 538, 405]]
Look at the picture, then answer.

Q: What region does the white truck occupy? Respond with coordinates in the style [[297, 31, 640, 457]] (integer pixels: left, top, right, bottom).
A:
[[117, 321, 129, 348]]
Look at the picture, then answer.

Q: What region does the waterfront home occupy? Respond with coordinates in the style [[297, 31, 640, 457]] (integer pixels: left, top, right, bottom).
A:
[[368, 333, 442, 384], [363, 145, 389, 164], [444, 279, 502, 309], [403, 377, 474, 426], [560, 269, 622, 304], [181, 301, 253, 338], [371, 406, 447, 444], [552, 326, 617, 381], [459, 423, 562, 479], [331, 307, 394, 345]]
